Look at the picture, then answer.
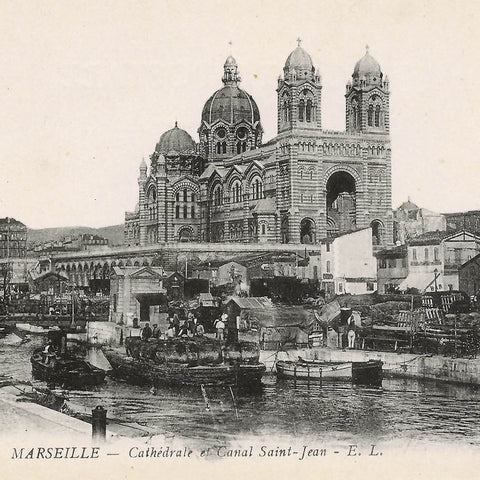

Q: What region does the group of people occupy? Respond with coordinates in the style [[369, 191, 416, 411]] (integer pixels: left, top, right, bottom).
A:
[[140, 311, 205, 341], [138, 310, 229, 342]]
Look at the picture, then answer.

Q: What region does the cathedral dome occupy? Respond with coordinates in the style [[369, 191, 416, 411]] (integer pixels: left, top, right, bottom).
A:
[[201, 56, 260, 125], [201, 86, 260, 125], [353, 48, 382, 78], [284, 45, 314, 71], [282, 41, 316, 82], [155, 123, 196, 155]]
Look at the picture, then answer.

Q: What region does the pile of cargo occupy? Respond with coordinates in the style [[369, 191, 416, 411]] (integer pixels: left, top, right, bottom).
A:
[[124, 336, 260, 367]]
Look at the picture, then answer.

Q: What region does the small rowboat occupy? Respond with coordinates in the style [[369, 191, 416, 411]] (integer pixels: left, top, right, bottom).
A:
[[276, 359, 383, 386]]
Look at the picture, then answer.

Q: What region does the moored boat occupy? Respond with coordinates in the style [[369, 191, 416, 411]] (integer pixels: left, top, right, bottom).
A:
[[30, 348, 106, 388], [276, 358, 383, 386], [103, 336, 266, 388]]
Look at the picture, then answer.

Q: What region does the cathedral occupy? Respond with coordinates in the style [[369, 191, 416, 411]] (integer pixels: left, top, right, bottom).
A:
[[124, 42, 393, 247]]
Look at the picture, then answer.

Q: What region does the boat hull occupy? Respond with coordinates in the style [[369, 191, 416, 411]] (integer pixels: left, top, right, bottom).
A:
[[276, 359, 383, 386], [103, 348, 265, 388], [30, 352, 106, 388]]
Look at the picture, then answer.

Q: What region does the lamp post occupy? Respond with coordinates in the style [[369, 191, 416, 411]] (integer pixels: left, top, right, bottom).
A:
[[208, 262, 211, 293]]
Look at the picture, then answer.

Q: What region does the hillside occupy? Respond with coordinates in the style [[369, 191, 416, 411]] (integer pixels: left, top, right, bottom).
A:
[[27, 224, 125, 247]]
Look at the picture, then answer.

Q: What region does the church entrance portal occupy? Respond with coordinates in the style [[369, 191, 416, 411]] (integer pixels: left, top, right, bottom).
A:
[[326, 171, 356, 234]]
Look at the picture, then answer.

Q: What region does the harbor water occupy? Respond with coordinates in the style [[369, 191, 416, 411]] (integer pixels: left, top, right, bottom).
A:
[[2, 336, 480, 448]]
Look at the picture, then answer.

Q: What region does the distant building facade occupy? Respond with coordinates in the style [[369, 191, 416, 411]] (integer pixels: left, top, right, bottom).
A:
[[398, 231, 480, 292], [375, 244, 408, 294], [394, 199, 446, 244], [32, 234, 109, 254], [125, 43, 393, 247], [319, 228, 377, 296], [0, 217, 27, 259], [444, 210, 480, 235]]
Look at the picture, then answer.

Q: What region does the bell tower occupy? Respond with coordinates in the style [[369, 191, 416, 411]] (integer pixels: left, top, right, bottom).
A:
[[277, 39, 322, 134], [346, 46, 390, 134]]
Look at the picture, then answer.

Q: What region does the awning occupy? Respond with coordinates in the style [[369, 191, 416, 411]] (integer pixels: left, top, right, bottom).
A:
[[399, 272, 437, 292]]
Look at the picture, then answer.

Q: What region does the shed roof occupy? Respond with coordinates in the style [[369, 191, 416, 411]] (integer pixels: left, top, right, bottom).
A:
[[226, 296, 273, 309], [30, 270, 70, 283]]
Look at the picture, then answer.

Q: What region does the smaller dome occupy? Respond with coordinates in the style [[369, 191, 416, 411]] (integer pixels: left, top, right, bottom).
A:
[[285, 45, 313, 71], [155, 123, 196, 155], [399, 198, 419, 212], [353, 48, 382, 77]]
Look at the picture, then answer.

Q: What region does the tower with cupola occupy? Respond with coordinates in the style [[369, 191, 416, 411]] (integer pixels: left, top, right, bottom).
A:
[[345, 46, 390, 134], [277, 39, 322, 133]]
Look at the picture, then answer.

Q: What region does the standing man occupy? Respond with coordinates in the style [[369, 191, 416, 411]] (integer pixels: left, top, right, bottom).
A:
[[215, 316, 225, 341], [152, 324, 160, 338], [347, 314, 356, 349], [141, 322, 153, 341]]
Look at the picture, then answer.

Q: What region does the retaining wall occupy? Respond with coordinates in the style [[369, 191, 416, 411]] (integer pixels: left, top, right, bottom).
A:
[[260, 347, 480, 385]]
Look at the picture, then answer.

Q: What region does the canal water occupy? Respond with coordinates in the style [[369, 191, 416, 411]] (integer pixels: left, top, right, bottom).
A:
[[2, 335, 480, 448]]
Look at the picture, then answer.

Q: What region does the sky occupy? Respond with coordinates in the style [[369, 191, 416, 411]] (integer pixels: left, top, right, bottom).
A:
[[1, 0, 480, 229]]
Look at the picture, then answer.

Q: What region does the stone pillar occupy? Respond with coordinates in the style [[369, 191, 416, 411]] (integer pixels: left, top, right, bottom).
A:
[[242, 178, 249, 243], [138, 183, 147, 246], [166, 184, 175, 242], [156, 155, 167, 242]]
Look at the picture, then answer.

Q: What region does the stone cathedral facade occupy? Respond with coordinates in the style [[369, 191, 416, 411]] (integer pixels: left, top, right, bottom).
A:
[[124, 42, 393, 247]]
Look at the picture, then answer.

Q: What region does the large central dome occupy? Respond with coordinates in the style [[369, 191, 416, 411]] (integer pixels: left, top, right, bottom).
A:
[[201, 55, 260, 125], [201, 85, 260, 125]]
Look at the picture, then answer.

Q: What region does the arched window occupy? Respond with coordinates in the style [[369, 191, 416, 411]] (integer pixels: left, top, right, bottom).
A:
[[236, 141, 247, 154], [231, 181, 242, 203], [222, 141, 227, 154], [368, 105, 374, 126], [434, 247, 439, 261], [191, 206, 195, 218], [352, 106, 357, 128], [299, 99, 305, 122], [261, 224, 266, 235], [371, 220, 383, 245], [213, 185, 223, 206], [326, 260, 331, 273], [183, 189, 188, 202], [175, 205, 180, 218], [424, 248, 429, 261], [216, 142, 222, 154], [183, 205, 188, 218], [250, 177, 263, 200], [375, 105, 381, 127], [306, 100, 312, 122]]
